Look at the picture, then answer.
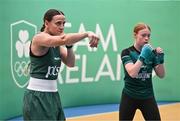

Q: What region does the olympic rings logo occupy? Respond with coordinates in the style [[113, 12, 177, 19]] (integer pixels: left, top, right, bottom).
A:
[[14, 61, 30, 77]]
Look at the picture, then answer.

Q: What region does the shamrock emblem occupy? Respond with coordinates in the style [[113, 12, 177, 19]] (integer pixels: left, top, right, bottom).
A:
[[16, 30, 30, 58]]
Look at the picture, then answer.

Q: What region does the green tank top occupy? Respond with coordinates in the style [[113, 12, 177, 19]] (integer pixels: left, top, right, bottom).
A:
[[30, 46, 61, 80], [121, 46, 157, 99]]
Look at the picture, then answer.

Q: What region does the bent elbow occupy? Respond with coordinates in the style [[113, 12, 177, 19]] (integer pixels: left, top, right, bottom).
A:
[[129, 73, 138, 78], [67, 63, 75, 68], [158, 74, 165, 79], [68, 64, 75, 68], [156, 71, 166, 79]]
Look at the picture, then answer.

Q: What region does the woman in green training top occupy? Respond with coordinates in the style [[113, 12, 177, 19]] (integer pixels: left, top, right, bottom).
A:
[[120, 23, 165, 121]]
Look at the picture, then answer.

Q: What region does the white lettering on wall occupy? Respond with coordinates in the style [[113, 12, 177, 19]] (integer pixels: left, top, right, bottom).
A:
[[58, 22, 121, 84]]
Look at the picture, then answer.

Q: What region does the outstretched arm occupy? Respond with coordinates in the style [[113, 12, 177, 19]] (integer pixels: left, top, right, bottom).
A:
[[59, 31, 99, 67], [32, 31, 99, 47]]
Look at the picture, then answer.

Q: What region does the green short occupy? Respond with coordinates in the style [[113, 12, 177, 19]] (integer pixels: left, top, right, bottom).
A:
[[23, 89, 66, 121]]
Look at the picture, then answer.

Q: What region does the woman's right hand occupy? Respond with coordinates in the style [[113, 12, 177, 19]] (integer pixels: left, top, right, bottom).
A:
[[87, 31, 99, 48], [139, 44, 154, 64]]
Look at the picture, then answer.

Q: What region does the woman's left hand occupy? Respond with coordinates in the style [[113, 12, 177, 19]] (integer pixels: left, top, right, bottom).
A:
[[155, 47, 164, 54]]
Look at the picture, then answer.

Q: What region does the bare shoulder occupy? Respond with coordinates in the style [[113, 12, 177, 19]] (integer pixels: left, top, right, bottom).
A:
[[31, 32, 49, 55], [32, 32, 51, 46], [33, 32, 49, 40]]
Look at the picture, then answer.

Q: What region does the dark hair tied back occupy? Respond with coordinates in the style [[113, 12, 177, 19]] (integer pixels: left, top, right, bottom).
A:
[[40, 9, 65, 32]]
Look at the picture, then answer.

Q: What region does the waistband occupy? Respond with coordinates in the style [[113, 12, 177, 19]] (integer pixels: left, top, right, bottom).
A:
[[27, 77, 58, 92]]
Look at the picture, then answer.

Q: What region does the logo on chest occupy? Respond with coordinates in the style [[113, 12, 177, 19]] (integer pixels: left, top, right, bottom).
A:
[[45, 66, 60, 78]]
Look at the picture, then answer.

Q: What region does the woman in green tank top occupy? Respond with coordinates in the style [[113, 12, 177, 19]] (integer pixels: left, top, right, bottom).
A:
[[23, 9, 99, 121]]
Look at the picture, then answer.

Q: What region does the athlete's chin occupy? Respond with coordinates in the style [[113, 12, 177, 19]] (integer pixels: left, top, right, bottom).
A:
[[53, 32, 63, 36], [144, 42, 149, 44], [57, 31, 63, 35]]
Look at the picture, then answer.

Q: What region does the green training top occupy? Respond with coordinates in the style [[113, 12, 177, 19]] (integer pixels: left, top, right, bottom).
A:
[[30, 46, 61, 80], [121, 45, 156, 99]]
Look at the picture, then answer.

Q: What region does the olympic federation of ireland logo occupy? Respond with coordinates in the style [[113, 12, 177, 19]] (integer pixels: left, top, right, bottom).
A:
[[10, 20, 37, 88]]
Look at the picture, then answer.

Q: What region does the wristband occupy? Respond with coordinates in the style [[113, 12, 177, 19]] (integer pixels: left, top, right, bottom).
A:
[[138, 56, 145, 64], [155, 53, 164, 64], [66, 45, 73, 49]]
